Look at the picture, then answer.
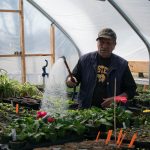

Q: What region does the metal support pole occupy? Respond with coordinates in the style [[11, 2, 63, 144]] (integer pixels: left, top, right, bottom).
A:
[[27, 0, 81, 58]]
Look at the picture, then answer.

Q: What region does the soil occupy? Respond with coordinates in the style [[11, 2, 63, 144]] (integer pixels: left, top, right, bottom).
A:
[[2, 97, 41, 110], [33, 139, 134, 150]]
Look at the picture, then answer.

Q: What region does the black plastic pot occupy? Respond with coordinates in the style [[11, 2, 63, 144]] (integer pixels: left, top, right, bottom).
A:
[[9, 141, 26, 150]]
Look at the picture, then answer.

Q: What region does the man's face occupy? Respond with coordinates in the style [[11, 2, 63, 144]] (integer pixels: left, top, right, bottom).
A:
[[97, 37, 116, 58]]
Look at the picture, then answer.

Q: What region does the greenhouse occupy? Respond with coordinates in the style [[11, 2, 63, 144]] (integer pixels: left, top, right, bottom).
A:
[[0, 0, 150, 149]]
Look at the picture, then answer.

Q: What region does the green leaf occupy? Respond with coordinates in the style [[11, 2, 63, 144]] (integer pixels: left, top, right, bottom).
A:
[[55, 123, 64, 129]]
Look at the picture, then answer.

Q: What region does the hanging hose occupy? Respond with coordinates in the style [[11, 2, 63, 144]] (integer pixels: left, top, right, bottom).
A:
[[42, 60, 49, 78], [42, 60, 49, 89]]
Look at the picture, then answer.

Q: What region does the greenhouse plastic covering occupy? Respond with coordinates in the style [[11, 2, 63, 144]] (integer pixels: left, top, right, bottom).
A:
[[0, 0, 150, 84]]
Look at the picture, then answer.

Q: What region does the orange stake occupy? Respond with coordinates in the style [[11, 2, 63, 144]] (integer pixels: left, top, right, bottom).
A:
[[95, 131, 100, 142], [116, 128, 123, 145], [118, 132, 126, 148], [16, 104, 19, 114], [128, 132, 137, 148], [105, 130, 113, 145]]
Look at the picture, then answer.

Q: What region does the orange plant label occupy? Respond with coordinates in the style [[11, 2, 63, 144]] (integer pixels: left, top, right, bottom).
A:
[[105, 130, 112, 144], [128, 132, 137, 148], [95, 131, 100, 142], [116, 128, 123, 145], [16, 104, 19, 114]]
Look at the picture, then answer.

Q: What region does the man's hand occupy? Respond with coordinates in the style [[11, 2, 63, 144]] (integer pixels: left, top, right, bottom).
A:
[[101, 93, 128, 108], [66, 76, 77, 87], [101, 97, 114, 108]]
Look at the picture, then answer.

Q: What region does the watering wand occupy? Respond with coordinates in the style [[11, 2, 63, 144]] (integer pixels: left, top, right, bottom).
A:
[[60, 56, 77, 100], [60, 56, 75, 82]]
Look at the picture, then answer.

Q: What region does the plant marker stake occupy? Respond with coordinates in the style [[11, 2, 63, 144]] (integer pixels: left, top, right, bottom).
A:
[[128, 132, 137, 148], [116, 128, 123, 145], [11, 100, 13, 106], [105, 130, 113, 145], [11, 129, 16, 141], [122, 122, 126, 129], [16, 104, 19, 114], [95, 131, 100, 142], [117, 132, 126, 148], [114, 78, 117, 142]]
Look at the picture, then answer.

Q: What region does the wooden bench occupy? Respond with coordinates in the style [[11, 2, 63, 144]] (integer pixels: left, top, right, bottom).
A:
[[128, 61, 149, 89]]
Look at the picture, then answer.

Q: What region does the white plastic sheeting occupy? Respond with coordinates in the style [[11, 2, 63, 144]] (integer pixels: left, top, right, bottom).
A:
[[34, 0, 150, 61], [0, 0, 150, 84], [0, 0, 79, 84]]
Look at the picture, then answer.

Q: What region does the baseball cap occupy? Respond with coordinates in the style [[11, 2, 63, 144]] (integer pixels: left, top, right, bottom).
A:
[[96, 28, 117, 41]]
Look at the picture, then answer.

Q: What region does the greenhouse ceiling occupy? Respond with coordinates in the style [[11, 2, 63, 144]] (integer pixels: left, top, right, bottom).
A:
[[0, 0, 150, 84], [29, 0, 150, 61]]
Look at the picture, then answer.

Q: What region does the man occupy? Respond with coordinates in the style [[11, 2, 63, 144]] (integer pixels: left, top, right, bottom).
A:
[[66, 28, 137, 109]]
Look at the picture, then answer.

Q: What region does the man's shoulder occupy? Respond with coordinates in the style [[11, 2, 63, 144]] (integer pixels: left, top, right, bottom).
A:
[[80, 51, 97, 60], [112, 53, 128, 67], [112, 53, 127, 62]]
